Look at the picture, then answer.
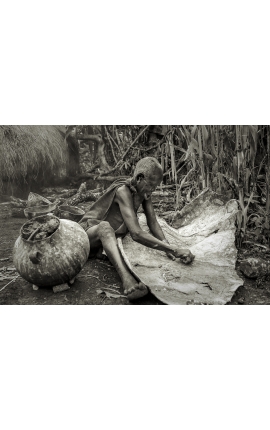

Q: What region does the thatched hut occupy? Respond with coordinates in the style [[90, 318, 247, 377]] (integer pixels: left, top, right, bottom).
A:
[[0, 125, 78, 197]]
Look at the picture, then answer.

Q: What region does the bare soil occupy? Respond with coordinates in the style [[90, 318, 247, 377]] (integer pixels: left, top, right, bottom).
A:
[[1, 203, 270, 305]]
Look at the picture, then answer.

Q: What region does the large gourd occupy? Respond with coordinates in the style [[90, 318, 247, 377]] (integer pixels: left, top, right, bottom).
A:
[[13, 215, 90, 287]]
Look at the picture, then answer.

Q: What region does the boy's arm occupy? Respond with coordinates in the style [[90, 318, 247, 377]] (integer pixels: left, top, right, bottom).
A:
[[115, 187, 193, 263], [115, 187, 173, 252], [142, 197, 175, 259], [142, 197, 167, 241]]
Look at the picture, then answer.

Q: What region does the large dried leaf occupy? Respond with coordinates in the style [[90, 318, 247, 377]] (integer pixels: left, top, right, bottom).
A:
[[201, 125, 209, 144], [191, 125, 197, 138], [118, 189, 243, 305]]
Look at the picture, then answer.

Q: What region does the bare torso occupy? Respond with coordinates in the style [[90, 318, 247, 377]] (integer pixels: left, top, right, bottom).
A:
[[103, 185, 144, 236]]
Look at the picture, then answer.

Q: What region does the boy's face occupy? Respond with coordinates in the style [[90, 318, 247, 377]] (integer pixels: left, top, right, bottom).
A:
[[136, 173, 162, 200]]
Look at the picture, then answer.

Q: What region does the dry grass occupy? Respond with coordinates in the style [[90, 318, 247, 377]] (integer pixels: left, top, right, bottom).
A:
[[0, 125, 68, 191], [106, 124, 268, 247]]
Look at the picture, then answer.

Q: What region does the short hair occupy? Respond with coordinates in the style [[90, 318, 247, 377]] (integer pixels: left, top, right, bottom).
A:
[[133, 157, 163, 181]]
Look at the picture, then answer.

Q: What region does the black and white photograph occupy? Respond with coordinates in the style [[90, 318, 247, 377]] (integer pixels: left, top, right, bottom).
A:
[[1, 125, 269, 305]]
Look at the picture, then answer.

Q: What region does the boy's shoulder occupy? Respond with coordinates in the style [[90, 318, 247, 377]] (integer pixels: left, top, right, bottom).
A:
[[115, 184, 133, 203], [116, 183, 132, 195]]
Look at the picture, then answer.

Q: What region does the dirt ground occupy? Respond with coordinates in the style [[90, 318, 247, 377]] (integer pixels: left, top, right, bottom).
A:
[[1, 203, 270, 305]]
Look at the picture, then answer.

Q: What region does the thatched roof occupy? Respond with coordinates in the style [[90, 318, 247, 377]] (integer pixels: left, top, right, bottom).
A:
[[0, 125, 68, 192]]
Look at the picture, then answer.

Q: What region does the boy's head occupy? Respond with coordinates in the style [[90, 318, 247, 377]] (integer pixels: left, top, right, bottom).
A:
[[133, 157, 163, 200]]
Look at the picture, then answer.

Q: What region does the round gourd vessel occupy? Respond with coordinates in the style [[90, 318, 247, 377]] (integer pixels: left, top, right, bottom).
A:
[[13, 215, 90, 287]]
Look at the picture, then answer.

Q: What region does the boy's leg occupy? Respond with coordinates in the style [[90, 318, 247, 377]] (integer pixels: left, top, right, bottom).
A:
[[86, 222, 148, 300]]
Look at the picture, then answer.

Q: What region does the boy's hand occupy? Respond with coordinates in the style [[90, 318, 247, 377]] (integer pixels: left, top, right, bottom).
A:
[[166, 251, 176, 261], [162, 240, 176, 261], [171, 246, 195, 264]]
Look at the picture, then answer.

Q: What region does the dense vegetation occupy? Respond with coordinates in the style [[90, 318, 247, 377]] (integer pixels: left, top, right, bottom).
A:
[[69, 125, 269, 249]]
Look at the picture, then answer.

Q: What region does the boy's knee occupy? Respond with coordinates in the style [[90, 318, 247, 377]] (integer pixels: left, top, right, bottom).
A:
[[99, 221, 111, 230], [98, 221, 114, 239]]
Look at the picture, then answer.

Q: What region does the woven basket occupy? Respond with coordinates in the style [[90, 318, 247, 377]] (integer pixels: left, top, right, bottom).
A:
[[27, 192, 52, 208]]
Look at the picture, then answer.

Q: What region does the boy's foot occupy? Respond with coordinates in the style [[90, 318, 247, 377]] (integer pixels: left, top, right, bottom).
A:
[[123, 279, 148, 301]]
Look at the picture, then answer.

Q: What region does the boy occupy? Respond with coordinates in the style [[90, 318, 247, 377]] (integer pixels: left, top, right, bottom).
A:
[[80, 157, 194, 300]]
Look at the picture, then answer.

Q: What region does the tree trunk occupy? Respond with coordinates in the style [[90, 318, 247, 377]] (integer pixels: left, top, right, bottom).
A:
[[66, 128, 80, 177], [79, 133, 111, 173]]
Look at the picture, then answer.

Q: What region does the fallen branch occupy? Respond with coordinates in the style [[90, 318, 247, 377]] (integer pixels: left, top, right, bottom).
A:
[[11, 208, 25, 218], [64, 190, 101, 206], [10, 202, 26, 208], [10, 196, 27, 208], [74, 174, 129, 183], [0, 275, 20, 292], [58, 189, 77, 198], [10, 196, 27, 205]]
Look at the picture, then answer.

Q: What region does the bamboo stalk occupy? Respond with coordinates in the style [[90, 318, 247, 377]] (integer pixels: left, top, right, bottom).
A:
[[265, 127, 270, 236], [105, 126, 118, 163], [198, 128, 206, 189]]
